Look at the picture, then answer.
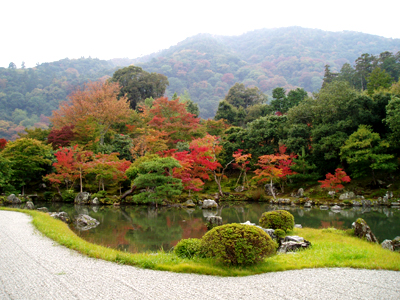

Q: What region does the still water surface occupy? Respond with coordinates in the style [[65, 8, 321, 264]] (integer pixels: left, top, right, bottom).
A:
[[39, 202, 400, 253]]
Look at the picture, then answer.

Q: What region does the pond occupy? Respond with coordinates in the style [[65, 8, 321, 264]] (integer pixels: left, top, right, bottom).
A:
[[33, 202, 400, 253]]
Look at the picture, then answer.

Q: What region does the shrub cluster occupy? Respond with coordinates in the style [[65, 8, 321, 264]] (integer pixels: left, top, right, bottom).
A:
[[259, 210, 294, 232], [201, 223, 275, 266]]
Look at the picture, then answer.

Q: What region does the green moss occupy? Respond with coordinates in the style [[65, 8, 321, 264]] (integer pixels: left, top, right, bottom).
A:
[[259, 210, 294, 232], [201, 223, 276, 266]]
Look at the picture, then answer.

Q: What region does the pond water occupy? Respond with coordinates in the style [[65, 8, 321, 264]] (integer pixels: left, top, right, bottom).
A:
[[32, 202, 400, 253]]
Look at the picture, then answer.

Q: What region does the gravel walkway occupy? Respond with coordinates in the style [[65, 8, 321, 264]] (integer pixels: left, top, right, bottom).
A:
[[1, 210, 399, 300]]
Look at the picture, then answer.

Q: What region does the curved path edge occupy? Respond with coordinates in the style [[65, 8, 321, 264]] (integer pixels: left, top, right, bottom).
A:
[[1, 210, 399, 300]]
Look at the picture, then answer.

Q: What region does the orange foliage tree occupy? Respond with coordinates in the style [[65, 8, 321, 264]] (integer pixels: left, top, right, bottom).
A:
[[143, 97, 200, 146], [50, 81, 131, 145]]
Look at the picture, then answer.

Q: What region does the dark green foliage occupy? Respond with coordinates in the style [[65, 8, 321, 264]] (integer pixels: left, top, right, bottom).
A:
[[274, 229, 286, 239], [61, 190, 76, 203], [201, 223, 275, 266], [110, 65, 168, 110], [259, 210, 295, 232], [174, 238, 203, 259], [132, 157, 183, 204]]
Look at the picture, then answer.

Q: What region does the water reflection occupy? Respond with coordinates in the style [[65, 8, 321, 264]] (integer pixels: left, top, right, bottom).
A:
[[27, 202, 400, 253]]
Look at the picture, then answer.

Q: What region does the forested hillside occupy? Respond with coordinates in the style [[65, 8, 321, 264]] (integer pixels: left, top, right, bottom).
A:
[[135, 27, 400, 118], [1, 27, 400, 139]]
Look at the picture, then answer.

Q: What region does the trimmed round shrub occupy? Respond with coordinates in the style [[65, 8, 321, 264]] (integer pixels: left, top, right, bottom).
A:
[[201, 223, 275, 266], [259, 210, 294, 232], [174, 238, 203, 259]]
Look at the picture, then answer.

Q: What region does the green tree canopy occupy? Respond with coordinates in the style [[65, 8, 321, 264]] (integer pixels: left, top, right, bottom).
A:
[[110, 66, 169, 110], [1, 138, 53, 193], [340, 125, 397, 184]]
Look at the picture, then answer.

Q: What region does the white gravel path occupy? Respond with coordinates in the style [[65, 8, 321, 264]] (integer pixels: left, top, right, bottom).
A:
[[1, 210, 399, 300]]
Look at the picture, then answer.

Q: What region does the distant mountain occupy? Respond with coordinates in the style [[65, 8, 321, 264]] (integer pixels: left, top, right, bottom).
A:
[[132, 27, 400, 118], [1, 27, 400, 140]]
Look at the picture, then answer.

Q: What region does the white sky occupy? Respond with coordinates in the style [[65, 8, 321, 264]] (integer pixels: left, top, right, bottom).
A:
[[2, 0, 400, 68]]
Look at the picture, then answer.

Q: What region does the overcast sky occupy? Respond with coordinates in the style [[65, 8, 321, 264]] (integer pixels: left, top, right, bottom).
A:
[[2, 0, 399, 68]]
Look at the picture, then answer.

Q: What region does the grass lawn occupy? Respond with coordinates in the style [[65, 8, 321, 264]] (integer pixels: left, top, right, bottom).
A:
[[2, 207, 399, 276]]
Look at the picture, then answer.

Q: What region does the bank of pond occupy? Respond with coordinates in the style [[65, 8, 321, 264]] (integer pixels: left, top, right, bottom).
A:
[[23, 202, 400, 253]]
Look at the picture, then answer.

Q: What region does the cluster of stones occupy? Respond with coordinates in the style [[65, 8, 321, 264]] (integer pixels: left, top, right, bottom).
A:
[[352, 218, 400, 253], [241, 221, 311, 254]]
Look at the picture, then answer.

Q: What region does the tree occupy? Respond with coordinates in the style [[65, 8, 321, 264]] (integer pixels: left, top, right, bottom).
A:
[[44, 145, 93, 193], [84, 153, 131, 192], [0, 156, 14, 193], [318, 168, 351, 192], [385, 96, 400, 141], [232, 149, 251, 189], [321, 64, 338, 88], [1, 138, 52, 194], [145, 97, 200, 146], [47, 125, 76, 149], [110, 66, 169, 109], [132, 157, 183, 205], [340, 125, 397, 184], [51, 81, 131, 145], [366, 67, 393, 95], [224, 83, 266, 109]]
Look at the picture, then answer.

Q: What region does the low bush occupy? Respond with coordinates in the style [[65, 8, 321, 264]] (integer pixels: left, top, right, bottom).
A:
[[259, 210, 294, 232], [201, 223, 275, 266], [61, 189, 76, 202], [174, 238, 203, 259]]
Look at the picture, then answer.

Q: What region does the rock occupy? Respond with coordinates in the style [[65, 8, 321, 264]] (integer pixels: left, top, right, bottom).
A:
[[351, 200, 362, 206], [264, 183, 278, 197], [352, 218, 378, 243], [74, 192, 91, 205], [50, 212, 71, 224], [182, 199, 196, 208], [339, 192, 355, 200], [284, 236, 304, 243], [198, 200, 203, 206], [391, 202, 400, 207], [234, 186, 245, 192], [328, 191, 336, 198], [361, 200, 371, 207], [381, 239, 394, 251], [202, 199, 218, 209], [37, 207, 49, 213], [24, 201, 34, 210], [297, 188, 304, 197], [320, 205, 329, 210], [294, 224, 302, 228], [6, 194, 21, 204], [75, 214, 100, 231], [278, 237, 311, 253], [304, 201, 312, 208], [241, 221, 256, 226], [331, 205, 341, 211], [261, 228, 276, 239], [202, 210, 217, 218], [90, 197, 99, 205], [206, 216, 222, 229]]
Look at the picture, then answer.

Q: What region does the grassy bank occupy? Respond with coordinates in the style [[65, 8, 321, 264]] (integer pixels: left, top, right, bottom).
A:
[[1, 207, 399, 276]]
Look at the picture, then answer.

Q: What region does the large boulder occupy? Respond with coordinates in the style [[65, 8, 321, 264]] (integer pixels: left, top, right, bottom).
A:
[[49, 212, 72, 224], [206, 216, 223, 229], [75, 214, 100, 231], [278, 236, 311, 253], [89, 197, 99, 205], [6, 194, 21, 204], [381, 237, 400, 252], [352, 218, 378, 243], [74, 192, 91, 205], [339, 192, 356, 200], [202, 199, 218, 209], [24, 201, 35, 210], [37, 207, 49, 213], [182, 199, 196, 208]]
